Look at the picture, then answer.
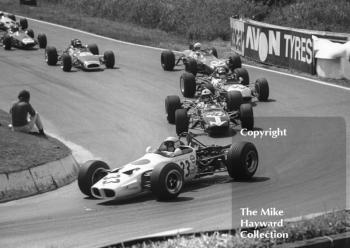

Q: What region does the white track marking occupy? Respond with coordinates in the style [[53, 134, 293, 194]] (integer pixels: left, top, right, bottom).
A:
[[141, 228, 193, 238]]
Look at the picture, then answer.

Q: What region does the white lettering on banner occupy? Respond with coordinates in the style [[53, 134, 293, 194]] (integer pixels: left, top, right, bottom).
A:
[[283, 34, 312, 64], [269, 30, 280, 56], [230, 19, 245, 55]]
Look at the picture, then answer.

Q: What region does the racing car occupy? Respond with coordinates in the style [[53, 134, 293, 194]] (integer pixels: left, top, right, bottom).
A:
[[160, 42, 242, 75], [180, 67, 269, 102], [77, 132, 259, 201], [0, 13, 47, 50], [45, 39, 115, 72], [165, 93, 254, 135]]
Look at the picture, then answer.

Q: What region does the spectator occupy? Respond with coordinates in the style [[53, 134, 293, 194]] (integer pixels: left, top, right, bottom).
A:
[[9, 90, 45, 136]]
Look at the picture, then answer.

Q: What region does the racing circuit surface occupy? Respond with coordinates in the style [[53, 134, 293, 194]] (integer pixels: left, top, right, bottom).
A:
[[0, 19, 349, 248]]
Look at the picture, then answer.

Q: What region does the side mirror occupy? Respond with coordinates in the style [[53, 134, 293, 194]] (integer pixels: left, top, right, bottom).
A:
[[145, 146, 152, 153]]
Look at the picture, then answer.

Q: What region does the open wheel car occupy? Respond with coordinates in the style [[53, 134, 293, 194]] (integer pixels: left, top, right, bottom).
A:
[[45, 39, 115, 72], [78, 132, 259, 201]]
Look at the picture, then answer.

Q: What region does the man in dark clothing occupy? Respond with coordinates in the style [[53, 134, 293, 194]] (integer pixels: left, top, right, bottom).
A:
[[10, 90, 45, 136]]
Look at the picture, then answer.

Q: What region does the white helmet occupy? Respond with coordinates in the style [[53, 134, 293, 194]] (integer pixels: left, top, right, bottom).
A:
[[163, 137, 181, 152], [201, 88, 212, 103], [193, 42, 201, 51]]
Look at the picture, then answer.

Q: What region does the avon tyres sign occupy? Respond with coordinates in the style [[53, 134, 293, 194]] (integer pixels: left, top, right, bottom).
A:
[[244, 23, 314, 74]]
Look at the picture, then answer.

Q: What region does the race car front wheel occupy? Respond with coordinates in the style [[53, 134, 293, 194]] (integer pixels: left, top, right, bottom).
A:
[[78, 160, 110, 197], [3, 35, 12, 50], [165, 95, 181, 124], [226, 91, 242, 111], [255, 78, 269, 101], [234, 68, 250, 86], [175, 108, 189, 135], [20, 18, 28, 30], [161, 50, 175, 71], [37, 33, 47, 49], [228, 55, 242, 71], [225, 142, 258, 179], [151, 163, 184, 201], [180, 72, 196, 97], [104, 51, 115, 68], [240, 103, 254, 130], [62, 54, 72, 72], [45, 46, 58, 65]]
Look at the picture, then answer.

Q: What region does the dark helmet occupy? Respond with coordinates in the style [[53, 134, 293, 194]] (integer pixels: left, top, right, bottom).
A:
[[18, 90, 30, 101], [71, 39, 82, 48]]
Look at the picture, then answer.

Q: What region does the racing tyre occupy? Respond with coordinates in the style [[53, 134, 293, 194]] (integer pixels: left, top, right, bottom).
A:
[[180, 72, 196, 97], [185, 58, 197, 75], [78, 160, 110, 197], [240, 103, 254, 130], [104, 50, 115, 68], [62, 54, 72, 72], [161, 50, 175, 71], [151, 163, 184, 201], [165, 95, 181, 124], [26, 29, 34, 39], [175, 109, 189, 135], [37, 33, 47, 49], [210, 47, 218, 58], [255, 78, 269, 101], [3, 35, 12, 50], [8, 14, 16, 21], [19, 18, 28, 30], [88, 43, 99, 55], [234, 68, 249, 86], [226, 91, 242, 111], [45, 46, 58, 65], [228, 55, 241, 71], [225, 142, 258, 179]]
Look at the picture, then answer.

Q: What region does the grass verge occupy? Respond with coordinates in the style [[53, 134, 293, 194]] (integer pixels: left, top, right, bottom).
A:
[[0, 109, 70, 174]]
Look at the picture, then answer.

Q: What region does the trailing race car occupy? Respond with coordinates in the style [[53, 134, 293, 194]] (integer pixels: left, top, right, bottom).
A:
[[78, 132, 259, 201], [0, 13, 47, 50], [165, 91, 254, 135], [45, 39, 115, 72], [180, 67, 269, 102], [160, 42, 242, 75]]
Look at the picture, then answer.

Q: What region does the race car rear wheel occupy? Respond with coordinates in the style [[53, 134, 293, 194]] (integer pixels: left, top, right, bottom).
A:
[[228, 55, 242, 71], [26, 29, 34, 39], [185, 58, 197, 75], [226, 91, 242, 111], [20, 18, 28, 30], [45, 46, 58, 65], [165, 95, 181, 124], [161, 50, 175, 71], [234, 68, 249, 86], [3, 35, 12, 50], [180, 72, 196, 97], [255, 78, 269, 101], [37, 33, 47, 49], [62, 54, 72, 72], [78, 160, 110, 197], [210, 47, 218, 58], [104, 50, 115, 68], [225, 142, 258, 179], [175, 108, 189, 135], [151, 163, 184, 201], [240, 103, 254, 130], [88, 43, 99, 55]]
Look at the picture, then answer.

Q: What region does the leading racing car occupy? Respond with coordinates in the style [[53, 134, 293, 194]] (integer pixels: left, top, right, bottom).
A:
[[45, 39, 115, 72], [78, 132, 259, 201]]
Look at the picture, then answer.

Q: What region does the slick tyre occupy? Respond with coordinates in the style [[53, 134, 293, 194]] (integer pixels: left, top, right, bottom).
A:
[[225, 142, 258, 179], [26, 29, 34, 38], [165, 95, 181, 124], [180, 72, 196, 97], [210, 47, 218, 58], [78, 160, 110, 197], [45, 46, 58, 65], [161, 50, 175, 71], [234, 68, 249, 86], [19, 18, 28, 30], [3, 35, 12, 50], [175, 109, 189, 135], [185, 58, 197, 75], [226, 91, 242, 111], [62, 54, 72, 72], [240, 103, 254, 130], [104, 50, 115, 68], [228, 55, 242, 71], [88, 43, 99, 55], [151, 163, 184, 201], [255, 78, 269, 101], [37, 33, 47, 49]]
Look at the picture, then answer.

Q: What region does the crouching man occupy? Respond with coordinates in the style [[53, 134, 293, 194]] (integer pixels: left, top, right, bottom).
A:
[[10, 90, 46, 136]]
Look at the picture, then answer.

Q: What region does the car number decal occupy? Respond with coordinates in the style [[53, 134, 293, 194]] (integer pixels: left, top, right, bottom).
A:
[[179, 160, 191, 178]]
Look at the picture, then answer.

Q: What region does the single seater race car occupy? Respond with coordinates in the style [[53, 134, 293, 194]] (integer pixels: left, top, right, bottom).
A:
[[180, 67, 269, 103], [160, 42, 242, 75], [0, 13, 47, 50], [45, 39, 115, 72], [77, 132, 259, 201], [165, 93, 254, 135]]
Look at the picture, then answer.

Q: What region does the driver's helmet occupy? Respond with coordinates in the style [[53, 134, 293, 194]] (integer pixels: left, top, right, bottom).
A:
[[216, 66, 227, 79], [200, 88, 213, 103], [71, 39, 82, 48], [193, 42, 201, 51], [163, 137, 181, 152], [10, 25, 19, 32]]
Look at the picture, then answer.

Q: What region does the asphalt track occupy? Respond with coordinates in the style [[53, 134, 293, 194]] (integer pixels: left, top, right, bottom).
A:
[[0, 19, 349, 248]]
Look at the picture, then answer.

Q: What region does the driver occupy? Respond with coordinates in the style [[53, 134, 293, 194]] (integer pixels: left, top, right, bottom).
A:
[[160, 137, 182, 156], [10, 25, 19, 33], [70, 38, 83, 49], [215, 66, 228, 79], [193, 42, 201, 51]]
